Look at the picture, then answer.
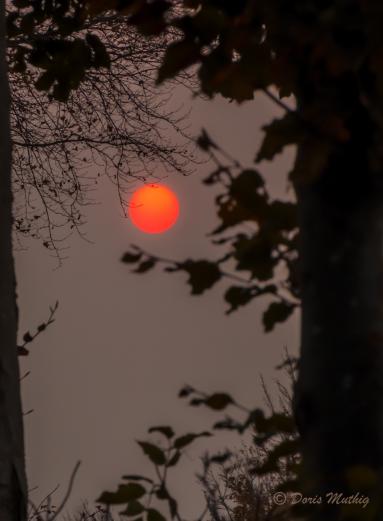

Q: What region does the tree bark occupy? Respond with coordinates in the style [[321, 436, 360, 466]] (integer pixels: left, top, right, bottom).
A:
[[0, 2, 27, 519], [294, 104, 383, 519]]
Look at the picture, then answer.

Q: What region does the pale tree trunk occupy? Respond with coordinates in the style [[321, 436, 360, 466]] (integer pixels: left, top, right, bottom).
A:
[[0, 1, 27, 519], [294, 105, 383, 519]]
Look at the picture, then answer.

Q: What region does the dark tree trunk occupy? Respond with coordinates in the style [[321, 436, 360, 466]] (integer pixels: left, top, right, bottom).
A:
[[294, 102, 383, 519], [0, 2, 27, 519]]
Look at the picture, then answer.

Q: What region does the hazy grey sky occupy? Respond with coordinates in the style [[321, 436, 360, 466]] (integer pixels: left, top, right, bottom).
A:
[[16, 87, 298, 518]]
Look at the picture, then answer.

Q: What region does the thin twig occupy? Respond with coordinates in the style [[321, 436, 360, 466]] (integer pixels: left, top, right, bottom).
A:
[[49, 461, 82, 521]]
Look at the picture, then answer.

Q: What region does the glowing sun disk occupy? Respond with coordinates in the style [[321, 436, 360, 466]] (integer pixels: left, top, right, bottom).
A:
[[128, 184, 180, 234]]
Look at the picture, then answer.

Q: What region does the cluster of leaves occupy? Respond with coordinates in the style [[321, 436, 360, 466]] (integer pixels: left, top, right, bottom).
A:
[[8, 0, 111, 101], [88, 0, 383, 185], [179, 371, 301, 495], [96, 425, 212, 521], [122, 133, 299, 332], [97, 359, 301, 521], [150, 0, 371, 104]]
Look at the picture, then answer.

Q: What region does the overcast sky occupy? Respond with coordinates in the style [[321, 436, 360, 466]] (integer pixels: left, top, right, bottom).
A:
[[15, 87, 299, 518]]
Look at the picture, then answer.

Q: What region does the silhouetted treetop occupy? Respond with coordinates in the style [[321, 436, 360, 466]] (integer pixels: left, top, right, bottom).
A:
[[8, 0, 194, 254], [83, 0, 383, 184]]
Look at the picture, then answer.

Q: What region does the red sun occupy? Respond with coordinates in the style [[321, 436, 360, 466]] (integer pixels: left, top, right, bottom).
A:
[[128, 184, 180, 234]]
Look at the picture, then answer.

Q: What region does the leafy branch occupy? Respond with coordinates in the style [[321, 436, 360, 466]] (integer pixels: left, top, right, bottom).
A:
[[122, 133, 299, 332], [97, 426, 212, 521], [97, 360, 301, 521], [18, 301, 59, 356]]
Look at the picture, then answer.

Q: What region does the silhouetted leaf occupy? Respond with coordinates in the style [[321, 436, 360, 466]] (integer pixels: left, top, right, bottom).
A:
[[137, 441, 166, 465], [230, 169, 266, 208], [233, 234, 275, 281], [167, 451, 181, 467], [268, 201, 297, 231], [253, 411, 296, 438], [178, 385, 194, 398], [129, 1, 170, 35], [251, 409, 268, 434], [256, 113, 304, 162], [198, 47, 231, 97], [23, 332, 33, 343], [18, 346, 29, 356], [147, 508, 166, 521], [35, 71, 55, 92], [243, 409, 264, 431], [181, 260, 221, 295], [121, 251, 142, 263], [148, 426, 175, 439], [52, 80, 72, 102], [120, 500, 145, 517], [158, 39, 200, 83], [134, 259, 156, 273], [205, 393, 233, 410], [97, 483, 146, 504], [263, 301, 295, 332], [200, 55, 256, 101], [225, 286, 254, 314], [173, 431, 211, 449], [86, 33, 111, 68]]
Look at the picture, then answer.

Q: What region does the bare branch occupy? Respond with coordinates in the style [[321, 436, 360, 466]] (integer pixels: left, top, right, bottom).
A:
[[49, 461, 82, 521], [8, 16, 197, 257]]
